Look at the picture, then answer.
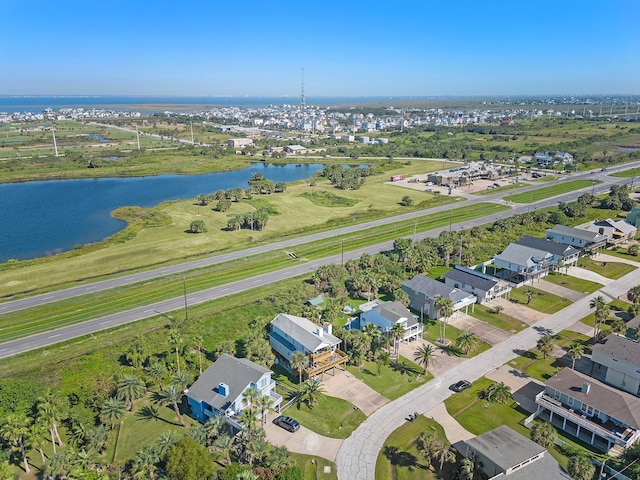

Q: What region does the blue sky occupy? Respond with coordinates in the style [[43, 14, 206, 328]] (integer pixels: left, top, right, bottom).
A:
[[1, 0, 638, 96]]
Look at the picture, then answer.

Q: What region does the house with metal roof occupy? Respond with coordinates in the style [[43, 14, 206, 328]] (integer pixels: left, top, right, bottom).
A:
[[514, 235, 580, 270], [546, 224, 607, 252], [186, 354, 282, 430], [443, 265, 512, 304], [582, 218, 637, 245], [534, 368, 640, 454], [592, 334, 640, 396], [493, 243, 553, 284], [359, 301, 423, 342], [401, 274, 476, 319], [269, 313, 348, 380], [455, 426, 570, 479]]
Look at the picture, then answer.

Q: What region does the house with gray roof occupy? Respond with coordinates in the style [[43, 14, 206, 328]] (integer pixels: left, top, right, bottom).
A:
[[186, 354, 282, 430], [269, 313, 348, 380], [401, 274, 476, 319], [359, 301, 423, 342], [546, 224, 607, 252], [455, 426, 570, 479], [592, 334, 640, 396], [443, 265, 511, 304], [493, 243, 553, 284], [515, 235, 580, 270], [582, 218, 637, 245], [534, 368, 640, 453]]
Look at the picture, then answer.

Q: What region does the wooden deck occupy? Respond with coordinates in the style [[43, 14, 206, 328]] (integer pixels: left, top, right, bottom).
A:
[[303, 349, 349, 379]]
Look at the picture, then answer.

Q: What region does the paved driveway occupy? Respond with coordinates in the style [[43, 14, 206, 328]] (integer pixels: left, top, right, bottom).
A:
[[490, 297, 548, 325], [449, 311, 513, 345], [536, 278, 588, 302], [264, 421, 342, 461], [320, 369, 388, 416]]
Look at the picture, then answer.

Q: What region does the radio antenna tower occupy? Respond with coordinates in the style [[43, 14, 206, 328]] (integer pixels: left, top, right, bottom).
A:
[[300, 68, 306, 110]]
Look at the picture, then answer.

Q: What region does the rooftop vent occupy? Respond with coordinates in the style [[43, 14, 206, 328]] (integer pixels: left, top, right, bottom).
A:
[[582, 383, 590, 394]]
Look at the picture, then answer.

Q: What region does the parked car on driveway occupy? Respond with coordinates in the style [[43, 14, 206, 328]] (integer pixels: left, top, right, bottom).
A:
[[273, 415, 300, 432], [450, 380, 471, 392]]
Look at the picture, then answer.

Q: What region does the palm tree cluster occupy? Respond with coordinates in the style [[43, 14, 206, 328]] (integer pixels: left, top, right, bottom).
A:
[[590, 295, 611, 340], [478, 381, 512, 404], [416, 429, 455, 473]]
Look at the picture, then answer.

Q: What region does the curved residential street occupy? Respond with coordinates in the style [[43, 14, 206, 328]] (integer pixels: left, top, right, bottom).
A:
[[335, 264, 640, 479]]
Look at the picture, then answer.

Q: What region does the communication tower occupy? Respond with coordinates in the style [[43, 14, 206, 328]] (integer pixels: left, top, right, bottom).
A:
[[300, 68, 306, 110]]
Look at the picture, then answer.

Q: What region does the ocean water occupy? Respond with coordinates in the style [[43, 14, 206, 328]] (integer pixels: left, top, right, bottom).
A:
[[0, 95, 405, 114]]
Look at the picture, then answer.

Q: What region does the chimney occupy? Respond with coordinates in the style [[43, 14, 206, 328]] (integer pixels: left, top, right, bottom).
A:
[[316, 328, 323, 337], [218, 383, 229, 397], [323, 322, 332, 336], [582, 383, 590, 394]]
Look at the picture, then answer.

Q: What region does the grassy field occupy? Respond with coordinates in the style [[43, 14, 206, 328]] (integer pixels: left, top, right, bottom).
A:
[[543, 271, 603, 294], [508, 286, 572, 313], [577, 257, 637, 279], [375, 415, 455, 480], [290, 453, 338, 480], [467, 304, 528, 333], [503, 179, 600, 203], [284, 394, 366, 439], [347, 356, 428, 401]]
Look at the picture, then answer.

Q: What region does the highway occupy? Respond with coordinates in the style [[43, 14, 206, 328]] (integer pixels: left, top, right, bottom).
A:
[[0, 164, 635, 360]]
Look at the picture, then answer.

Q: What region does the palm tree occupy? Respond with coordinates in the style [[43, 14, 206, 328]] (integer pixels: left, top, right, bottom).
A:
[[155, 385, 187, 427], [610, 318, 628, 336], [125, 336, 148, 370], [413, 343, 437, 379], [434, 441, 455, 471], [193, 335, 205, 374], [172, 371, 193, 391], [85, 425, 110, 456], [480, 381, 512, 404], [117, 374, 147, 411], [243, 387, 261, 411], [362, 323, 381, 354], [30, 420, 49, 464], [100, 397, 127, 429], [146, 359, 167, 390], [455, 331, 479, 354], [290, 351, 307, 387], [300, 379, 325, 408], [1, 413, 31, 473], [389, 322, 405, 358], [530, 420, 556, 449], [168, 329, 183, 374], [37, 389, 67, 452], [590, 295, 610, 338], [213, 434, 233, 465], [524, 289, 536, 305], [131, 446, 159, 480], [628, 285, 640, 305], [239, 407, 259, 442], [536, 334, 554, 359], [567, 453, 596, 480], [155, 430, 180, 459], [245, 437, 269, 467], [568, 342, 585, 370], [256, 394, 275, 425], [434, 295, 454, 343]]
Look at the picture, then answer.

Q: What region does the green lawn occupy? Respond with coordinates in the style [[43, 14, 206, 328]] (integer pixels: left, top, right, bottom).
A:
[[422, 320, 491, 357], [347, 356, 428, 401], [543, 271, 602, 294], [472, 182, 525, 196], [602, 247, 640, 262], [506, 350, 564, 382], [375, 415, 456, 480], [509, 286, 572, 313], [503, 180, 599, 203], [467, 304, 528, 333], [290, 453, 338, 480], [284, 394, 366, 439], [444, 377, 530, 437], [577, 257, 636, 279]]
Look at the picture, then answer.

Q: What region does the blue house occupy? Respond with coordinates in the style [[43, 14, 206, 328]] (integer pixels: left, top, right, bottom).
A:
[[359, 301, 423, 342], [186, 354, 282, 431]]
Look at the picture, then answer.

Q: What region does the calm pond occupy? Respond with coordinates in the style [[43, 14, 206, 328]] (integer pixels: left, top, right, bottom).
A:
[[0, 163, 325, 262]]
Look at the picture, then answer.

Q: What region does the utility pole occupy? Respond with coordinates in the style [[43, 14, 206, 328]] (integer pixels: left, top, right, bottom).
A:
[[52, 127, 59, 157], [183, 277, 189, 323], [135, 125, 141, 150], [459, 232, 463, 266], [190, 121, 194, 144], [341, 239, 344, 266], [413, 220, 417, 243]]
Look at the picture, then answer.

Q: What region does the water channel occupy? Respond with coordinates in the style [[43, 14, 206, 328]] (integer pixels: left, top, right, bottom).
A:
[[0, 163, 326, 262]]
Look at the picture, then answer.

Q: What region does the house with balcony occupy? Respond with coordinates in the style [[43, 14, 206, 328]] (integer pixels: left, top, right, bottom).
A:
[[401, 274, 476, 319], [582, 219, 637, 246], [546, 224, 607, 252], [443, 265, 511, 305], [455, 426, 570, 479], [534, 368, 640, 454], [269, 313, 348, 380], [186, 354, 282, 431], [591, 334, 640, 396], [493, 243, 554, 285], [514, 235, 580, 271], [359, 301, 423, 342]]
